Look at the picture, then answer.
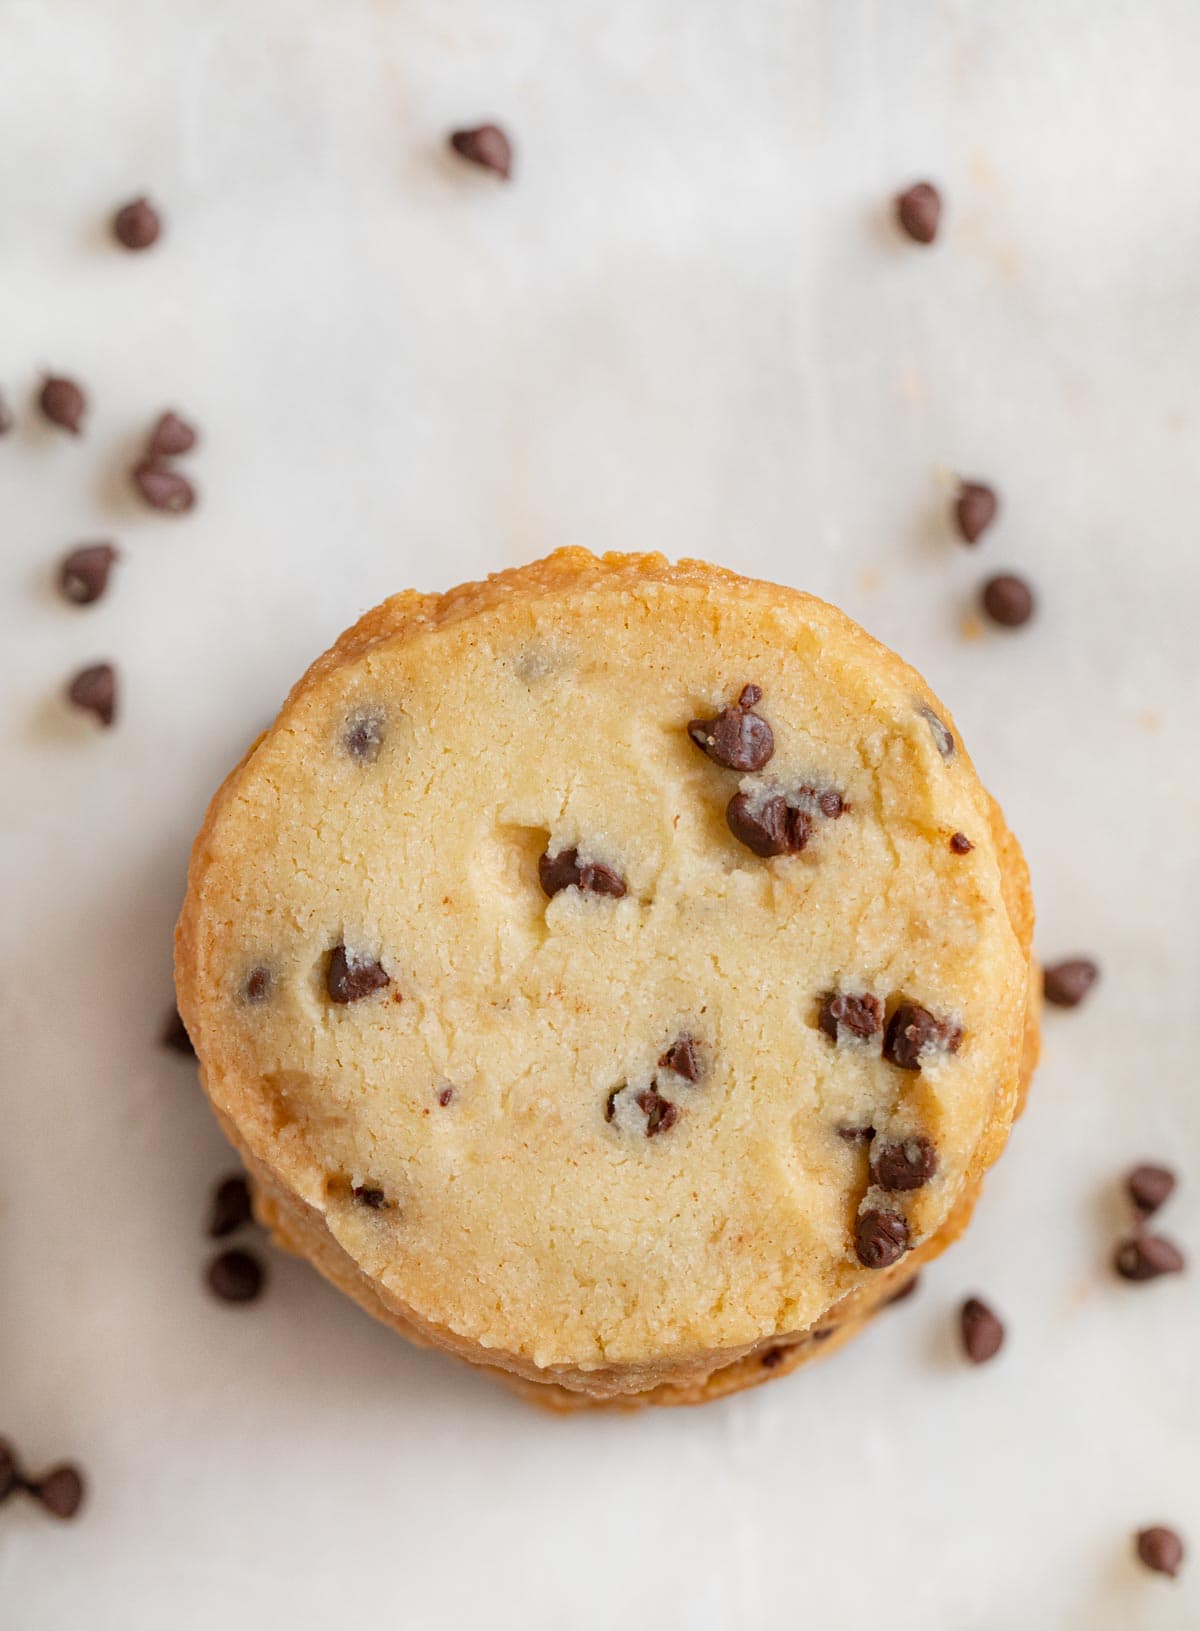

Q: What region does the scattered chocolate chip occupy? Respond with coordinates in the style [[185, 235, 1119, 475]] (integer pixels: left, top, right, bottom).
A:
[[727, 791, 790, 856], [131, 458, 195, 513], [658, 1037, 702, 1082], [981, 573, 1035, 628], [208, 1175, 252, 1239], [449, 123, 513, 179], [352, 1185, 387, 1209], [855, 1209, 909, 1269], [960, 1296, 1005, 1364], [0, 1441, 20, 1501], [146, 410, 197, 457], [819, 991, 883, 1044], [883, 1004, 962, 1071], [162, 1005, 195, 1056], [38, 375, 87, 434], [954, 481, 999, 544], [1136, 1526, 1185, 1579], [1127, 1164, 1176, 1219], [326, 945, 391, 1004], [112, 196, 162, 250], [872, 1135, 938, 1192], [207, 1248, 265, 1303], [538, 848, 627, 899], [437, 1085, 454, 1107], [30, 1465, 86, 1520], [895, 181, 942, 244], [0, 393, 13, 435], [1043, 958, 1099, 1008], [838, 1125, 876, 1143], [886, 1272, 921, 1305], [244, 967, 271, 1004], [59, 542, 119, 606], [635, 1086, 679, 1137], [949, 831, 973, 854], [760, 1344, 790, 1369], [343, 709, 386, 763], [1114, 1233, 1185, 1282], [688, 685, 775, 771], [66, 662, 117, 727], [917, 704, 955, 759]]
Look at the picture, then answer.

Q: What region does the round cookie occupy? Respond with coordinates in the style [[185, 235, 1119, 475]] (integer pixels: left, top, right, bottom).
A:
[[176, 549, 1037, 1405]]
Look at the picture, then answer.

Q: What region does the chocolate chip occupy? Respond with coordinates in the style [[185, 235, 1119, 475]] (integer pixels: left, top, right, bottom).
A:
[[207, 1248, 265, 1303], [244, 967, 271, 1004], [726, 791, 790, 856], [954, 481, 999, 544], [112, 196, 162, 250], [816, 789, 845, 819], [538, 848, 626, 899], [1136, 1526, 1185, 1579], [960, 1296, 1005, 1364], [981, 573, 1035, 628], [326, 945, 391, 1004], [208, 1175, 252, 1238], [855, 1209, 909, 1269], [66, 662, 117, 727], [886, 1271, 921, 1305], [895, 181, 942, 244], [811, 1326, 835, 1343], [1043, 958, 1099, 1008], [760, 1345, 790, 1369], [146, 410, 197, 457], [59, 543, 119, 606], [30, 1465, 86, 1520], [38, 375, 87, 434], [838, 1125, 876, 1143], [658, 1037, 702, 1082], [131, 458, 195, 513], [1127, 1164, 1176, 1219], [688, 684, 775, 772], [0, 1441, 20, 1501], [162, 1005, 195, 1056], [343, 709, 386, 763], [449, 123, 513, 179], [352, 1185, 387, 1209], [949, 831, 973, 854], [917, 704, 955, 759], [604, 1086, 621, 1123], [635, 1086, 679, 1137], [437, 1085, 454, 1107], [818, 992, 883, 1044], [786, 807, 814, 851], [0, 393, 13, 435], [872, 1135, 938, 1192], [883, 1004, 962, 1071], [1114, 1233, 1185, 1282]]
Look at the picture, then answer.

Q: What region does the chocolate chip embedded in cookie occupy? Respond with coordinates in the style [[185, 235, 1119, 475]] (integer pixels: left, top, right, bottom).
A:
[[688, 684, 774, 771], [538, 847, 626, 899], [883, 1004, 963, 1071], [818, 992, 883, 1045], [326, 945, 391, 1004]]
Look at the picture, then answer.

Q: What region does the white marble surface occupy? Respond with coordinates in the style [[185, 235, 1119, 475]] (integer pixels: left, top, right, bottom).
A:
[[2, 1, 1198, 1626]]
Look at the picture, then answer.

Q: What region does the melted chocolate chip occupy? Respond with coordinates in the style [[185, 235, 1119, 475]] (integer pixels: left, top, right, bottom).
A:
[[960, 1297, 1005, 1364], [113, 196, 162, 250], [131, 459, 195, 513], [1114, 1233, 1185, 1282], [818, 992, 883, 1044], [917, 704, 955, 759], [208, 1175, 252, 1238], [207, 1248, 265, 1303], [343, 709, 386, 763], [895, 181, 942, 244], [352, 1185, 388, 1209], [949, 831, 973, 854], [326, 945, 391, 1004], [66, 662, 117, 726], [688, 684, 775, 771], [727, 791, 791, 856], [59, 543, 119, 606], [883, 1004, 962, 1071], [981, 573, 1035, 628], [244, 967, 271, 1004], [39, 375, 87, 434], [449, 123, 513, 178], [538, 848, 627, 899], [872, 1135, 938, 1192], [1127, 1164, 1176, 1219], [855, 1209, 909, 1269], [30, 1465, 86, 1520], [658, 1037, 702, 1082], [954, 481, 999, 544], [162, 1006, 195, 1056], [146, 410, 197, 457], [1043, 958, 1099, 1008], [635, 1086, 679, 1137], [1136, 1526, 1185, 1579]]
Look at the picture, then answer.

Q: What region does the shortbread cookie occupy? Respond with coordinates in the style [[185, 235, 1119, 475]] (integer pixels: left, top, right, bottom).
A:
[[176, 549, 1037, 1405]]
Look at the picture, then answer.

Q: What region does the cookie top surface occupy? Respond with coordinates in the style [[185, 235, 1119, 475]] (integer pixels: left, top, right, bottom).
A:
[[177, 550, 1031, 1370]]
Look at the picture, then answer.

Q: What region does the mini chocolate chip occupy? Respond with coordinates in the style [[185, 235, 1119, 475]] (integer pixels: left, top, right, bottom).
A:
[[658, 1037, 702, 1082], [949, 831, 973, 854], [0, 393, 13, 435], [1043, 958, 1099, 1008], [39, 375, 87, 434], [146, 410, 197, 458], [449, 123, 513, 178], [981, 573, 1035, 628], [343, 709, 386, 763], [352, 1185, 387, 1209], [687, 685, 775, 772], [131, 458, 195, 513], [635, 1086, 679, 1137], [727, 791, 790, 856], [954, 481, 999, 544], [883, 1004, 962, 1071], [207, 1248, 265, 1303], [1126, 1164, 1176, 1219], [818, 992, 883, 1044], [855, 1209, 909, 1269], [786, 807, 813, 851], [578, 860, 626, 897], [437, 1085, 454, 1107], [208, 1175, 252, 1239], [112, 196, 162, 250], [538, 848, 626, 899], [1114, 1233, 1185, 1282], [872, 1135, 938, 1192], [760, 1345, 790, 1369], [838, 1125, 876, 1143], [816, 789, 845, 819], [886, 1271, 921, 1305], [917, 704, 955, 759], [162, 1005, 195, 1056], [30, 1465, 86, 1520], [0, 1441, 20, 1501], [895, 181, 942, 244], [59, 543, 119, 606], [66, 662, 117, 727], [960, 1296, 1005, 1364], [1136, 1526, 1185, 1579], [326, 945, 391, 1004], [244, 966, 271, 1004], [604, 1086, 621, 1123]]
